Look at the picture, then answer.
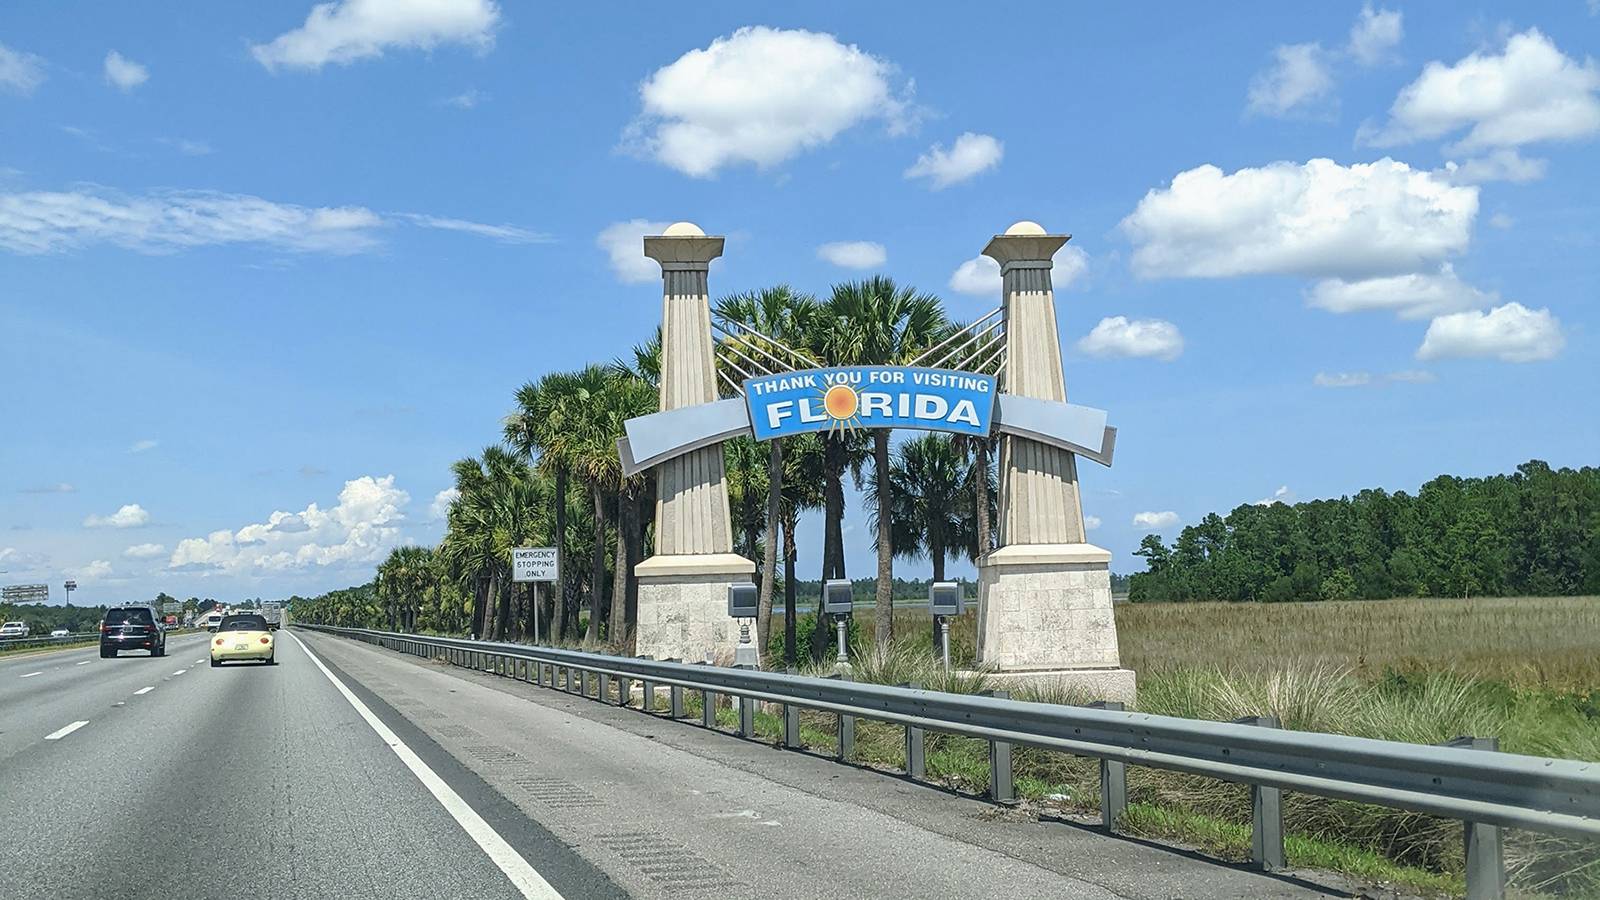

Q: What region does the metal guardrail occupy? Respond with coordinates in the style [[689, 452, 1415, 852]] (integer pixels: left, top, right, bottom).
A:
[[298, 623, 1600, 900], [0, 631, 99, 652]]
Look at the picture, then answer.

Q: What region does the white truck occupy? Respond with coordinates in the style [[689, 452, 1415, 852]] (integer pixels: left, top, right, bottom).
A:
[[261, 601, 282, 630]]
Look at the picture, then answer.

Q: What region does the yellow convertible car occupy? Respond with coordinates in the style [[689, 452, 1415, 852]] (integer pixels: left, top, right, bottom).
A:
[[210, 613, 276, 666]]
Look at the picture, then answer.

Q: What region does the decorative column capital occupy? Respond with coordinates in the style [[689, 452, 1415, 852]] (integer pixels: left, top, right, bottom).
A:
[[644, 222, 725, 273], [982, 221, 1071, 274]]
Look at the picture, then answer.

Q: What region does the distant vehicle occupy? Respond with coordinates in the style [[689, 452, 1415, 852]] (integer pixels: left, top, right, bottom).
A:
[[201, 611, 223, 632], [50, 627, 70, 637], [210, 614, 275, 667], [100, 606, 166, 658], [0, 621, 29, 638], [261, 601, 282, 631]]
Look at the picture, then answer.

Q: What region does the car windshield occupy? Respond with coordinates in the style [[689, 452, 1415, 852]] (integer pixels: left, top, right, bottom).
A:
[[104, 609, 153, 626], [219, 616, 268, 632]]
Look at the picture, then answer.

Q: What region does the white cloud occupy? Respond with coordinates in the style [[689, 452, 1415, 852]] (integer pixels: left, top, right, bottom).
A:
[[251, 0, 500, 71], [1348, 4, 1403, 67], [817, 241, 886, 270], [1121, 158, 1478, 280], [128, 439, 159, 453], [0, 42, 46, 97], [1314, 371, 1372, 388], [596, 219, 671, 284], [1247, 43, 1334, 117], [429, 487, 459, 520], [20, 482, 76, 494], [1255, 486, 1295, 505], [1307, 263, 1496, 320], [1385, 369, 1436, 383], [1133, 511, 1180, 531], [84, 504, 151, 529], [402, 214, 550, 244], [0, 187, 533, 256], [67, 559, 115, 585], [440, 89, 483, 108], [949, 244, 1088, 298], [1489, 213, 1513, 228], [103, 51, 148, 92], [123, 543, 167, 560], [0, 188, 384, 255], [1083, 515, 1102, 531], [903, 133, 1003, 189], [622, 26, 911, 178], [0, 547, 50, 572], [1442, 150, 1548, 184], [1416, 302, 1565, 362], [1367, 29, 1600, 153], [1076, 316, 1185, 361], [169, 475, 409, 573]]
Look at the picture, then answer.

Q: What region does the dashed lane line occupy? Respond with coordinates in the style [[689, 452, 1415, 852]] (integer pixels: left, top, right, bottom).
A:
[[20, 672, 41, 678], [76, 660, 90, 666], [45, 721, 88, 741], [134, 687, 154, 695], [173, 670, 186, 676], [288, 631, 566, 900]]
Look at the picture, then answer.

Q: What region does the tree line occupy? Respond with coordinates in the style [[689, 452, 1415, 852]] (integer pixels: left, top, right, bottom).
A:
[[1130, 460, 1600, 603], [292, 278, 1002, 663]]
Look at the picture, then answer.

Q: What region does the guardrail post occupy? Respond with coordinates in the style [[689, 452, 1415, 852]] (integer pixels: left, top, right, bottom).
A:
[[1444, 736, 1505, 900], [1090, 701, 1127, 832], [1235, 716, 1285, 871], [640, 657, 655, 713], [599, 669, 611, 702], [981, 690, 1015, 803], [667, 660, 685, 718], [693, 662, 715, 727], [835, 674, 855, 761], [739, 693, 755, 738], [782, 667, 801, 749], [899, 682, 925, 779]]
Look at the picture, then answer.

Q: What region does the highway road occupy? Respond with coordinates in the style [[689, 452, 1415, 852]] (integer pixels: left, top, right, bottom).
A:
[[1, 631, 1360, 900]]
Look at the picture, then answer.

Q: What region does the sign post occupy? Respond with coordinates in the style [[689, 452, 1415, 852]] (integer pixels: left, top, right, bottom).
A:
[[512, 548, 559, 642], [63, 580, 76, 606]]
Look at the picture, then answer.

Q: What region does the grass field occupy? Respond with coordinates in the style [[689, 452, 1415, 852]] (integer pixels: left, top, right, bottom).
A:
[[768, 595, 1600, 898]]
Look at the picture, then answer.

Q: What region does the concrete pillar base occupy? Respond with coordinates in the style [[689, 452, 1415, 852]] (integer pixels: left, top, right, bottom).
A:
[[634, 553, 757, 665], [976, 667, 1137, 706], [976, 543, 1128, 686]]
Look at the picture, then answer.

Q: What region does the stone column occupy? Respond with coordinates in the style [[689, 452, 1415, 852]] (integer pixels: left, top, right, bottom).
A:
[[633, 222, 757, 663], [975, 221, 1133, 702]]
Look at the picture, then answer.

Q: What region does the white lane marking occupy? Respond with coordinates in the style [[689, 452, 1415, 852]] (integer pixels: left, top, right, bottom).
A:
[[45, 721, 88, 740], [287, 632, 563, 900], [173, 670, 186, 676], [76, 660, 91, 666], [21, 672, 41, 678], [195, 659, 203, 664], [134, 686, 154, 695]]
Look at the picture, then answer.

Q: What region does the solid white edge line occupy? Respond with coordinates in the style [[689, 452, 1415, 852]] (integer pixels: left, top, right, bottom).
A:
[[21, 672, 41, 678], [134, 686, 154, 695], [286, 631, 564, 900], [45, 721, 88, 740]]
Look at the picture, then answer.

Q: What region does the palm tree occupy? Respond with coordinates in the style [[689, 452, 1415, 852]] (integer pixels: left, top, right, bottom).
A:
[[870, 434, 976, 582], [437, 446, 546, 641], [778, 433, 826, 663], [713, 287, 818, 651], [808, 276, 949, 644]]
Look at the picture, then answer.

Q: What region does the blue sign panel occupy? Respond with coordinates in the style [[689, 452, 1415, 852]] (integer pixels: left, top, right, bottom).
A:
[[745, 367, 996, 441]]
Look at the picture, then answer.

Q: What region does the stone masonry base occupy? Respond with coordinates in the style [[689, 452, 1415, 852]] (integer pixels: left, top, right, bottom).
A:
[[634, 555, 756, 665]]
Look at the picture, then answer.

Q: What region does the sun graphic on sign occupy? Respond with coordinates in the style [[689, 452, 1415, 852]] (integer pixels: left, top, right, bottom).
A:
[[817, 382, 865, 436]]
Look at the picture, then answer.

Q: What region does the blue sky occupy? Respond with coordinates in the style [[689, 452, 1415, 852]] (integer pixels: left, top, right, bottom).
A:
[[2, 0, 1596, 605]]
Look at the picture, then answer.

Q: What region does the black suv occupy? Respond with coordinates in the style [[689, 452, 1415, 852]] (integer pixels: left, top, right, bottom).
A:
[[100, 606, 166, 658]]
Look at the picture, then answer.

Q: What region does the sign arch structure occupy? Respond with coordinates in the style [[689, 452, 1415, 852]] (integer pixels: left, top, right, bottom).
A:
[[621, 221, 1133, 700]]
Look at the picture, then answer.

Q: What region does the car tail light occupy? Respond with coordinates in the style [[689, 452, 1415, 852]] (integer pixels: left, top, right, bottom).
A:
[[260, 637, 271, 644], [215, 638, 224, 646], [101, 625, 110, 632]]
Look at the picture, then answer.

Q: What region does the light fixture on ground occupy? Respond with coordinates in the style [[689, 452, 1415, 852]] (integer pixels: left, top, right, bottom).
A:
[[822, 578, 854, 672], [928, 582, 963, 670], [727, 582, 759, 669]]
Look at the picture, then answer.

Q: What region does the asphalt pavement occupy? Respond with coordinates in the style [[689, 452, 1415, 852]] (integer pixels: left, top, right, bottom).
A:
[[1, 630, 1364, 900], [0, 633, 622, 900]]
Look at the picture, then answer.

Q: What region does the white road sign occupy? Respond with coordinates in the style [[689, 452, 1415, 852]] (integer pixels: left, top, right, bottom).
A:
[[512, 547, 559, 583]]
